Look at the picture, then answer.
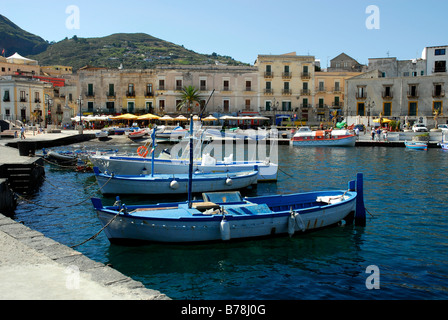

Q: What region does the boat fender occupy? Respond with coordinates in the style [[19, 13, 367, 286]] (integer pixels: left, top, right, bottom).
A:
[[170, 180, 180, 190], [220, 217, 231, 241], [295, 212, 306, 232], [226, 178, 233, 186], [142, 168, 149, 175], [288, 212, 296, 237]]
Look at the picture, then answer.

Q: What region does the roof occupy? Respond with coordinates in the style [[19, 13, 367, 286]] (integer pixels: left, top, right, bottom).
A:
[[6, 52, 38, 65]]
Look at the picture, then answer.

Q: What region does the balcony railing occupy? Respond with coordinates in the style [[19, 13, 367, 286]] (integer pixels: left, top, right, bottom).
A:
[[407, 91, 419, 98], [222, 86, 230, 92], [86, 92, 95, 98], [145, 91, 154, 97], [264, 72, 274, 78], [433, 67, 447, 73], [264, 88, 274, 95], [382, 91, 393, 99], [282, 72, 292, 79], [316, 86, 326, 92], [356, 92, 367, 99], [332, 87, 342, 93], [106, 92, 116, 99], [301, 72, 311, 79], [433, 89, 445, 98], [282, 89, 292, 95], [301, 89, 311, 95], [126, 91, 136, 97]]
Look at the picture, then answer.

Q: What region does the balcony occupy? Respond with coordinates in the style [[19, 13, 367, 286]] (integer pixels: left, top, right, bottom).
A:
[[382, 91, 393, 100], [301, 89, 311, 95], [34, 99, 41, 103], [433, 89, 445, 98], [106, 92, 116, 99], [407, 91, 419, 99], [282, 72, 292, 79], [264, 88, 274, 95], [20, 98, 27, 102], [301, 72, 311, 79], [264, 72, 274, 78], [316, 86, 326, 92], [86, 92, 95, 98], [145, 91, 154, 98], [126, 91, 136, 97], [356, 92, 367, 100], [282, 89, 292, 95], [222, 86, 230, 92], [433, 67, 447, 73], [332, 87, 342, 93]]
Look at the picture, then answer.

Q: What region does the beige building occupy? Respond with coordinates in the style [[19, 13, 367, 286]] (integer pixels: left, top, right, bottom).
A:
[[0, 53, 40, 77], [0, 75, 47, 125], [77, 65, 258, 116], [255, 52, 315, 121]]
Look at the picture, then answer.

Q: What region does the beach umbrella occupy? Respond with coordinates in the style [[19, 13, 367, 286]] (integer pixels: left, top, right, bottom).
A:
[[373, 118, 392, 123], [159, 115, 174, 121], [111, 113, 138, 120], [137, 114, 160, 120], [173, 115, 188, 121], [203, 115, 218, 121]]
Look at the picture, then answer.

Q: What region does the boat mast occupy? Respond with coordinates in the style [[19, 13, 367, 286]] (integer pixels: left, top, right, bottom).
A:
[[188, 115, 194, 208]]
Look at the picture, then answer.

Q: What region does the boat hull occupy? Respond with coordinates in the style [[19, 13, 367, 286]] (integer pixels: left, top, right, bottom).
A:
[[89, 155, 278, 182], [291, 135, 356, 147], [94, 170, 259, 195], [94, 190, 357, 243], [405, 142, 427, 150]]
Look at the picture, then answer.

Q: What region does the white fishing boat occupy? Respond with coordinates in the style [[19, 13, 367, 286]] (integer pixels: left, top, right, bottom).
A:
[[91, 173, 366, 244], [290, 127, 356, 147], [93, 166, 259, 195]]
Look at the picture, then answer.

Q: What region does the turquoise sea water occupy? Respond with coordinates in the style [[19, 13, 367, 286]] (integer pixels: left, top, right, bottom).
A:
[[13, 143, 448, 300]]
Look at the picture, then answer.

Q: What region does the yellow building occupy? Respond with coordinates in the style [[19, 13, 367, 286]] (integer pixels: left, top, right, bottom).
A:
[[255, 52, 315, 122], [314, 71, 363, 122]]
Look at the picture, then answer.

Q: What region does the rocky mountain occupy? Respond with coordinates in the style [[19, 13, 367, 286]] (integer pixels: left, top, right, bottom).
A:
[[0, 14, 49, 57], [0, 15, 246, 70]]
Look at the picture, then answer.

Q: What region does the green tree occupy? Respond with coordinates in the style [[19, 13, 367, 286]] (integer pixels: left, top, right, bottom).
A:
[[177, 86, 201, 112]]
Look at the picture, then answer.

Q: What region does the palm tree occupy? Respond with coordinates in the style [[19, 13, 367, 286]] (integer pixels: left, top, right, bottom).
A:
[[177, 86, 201, 112]]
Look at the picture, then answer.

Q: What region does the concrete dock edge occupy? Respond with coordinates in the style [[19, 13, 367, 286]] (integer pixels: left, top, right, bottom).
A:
[[0, 213, 170, 300]]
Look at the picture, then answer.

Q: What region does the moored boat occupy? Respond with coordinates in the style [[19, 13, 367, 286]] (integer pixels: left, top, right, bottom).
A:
[[290, 127, 356, 147], [128, 129, 148, 140], [405, 141, 428, 150], [93, 166, 259, 195], [91, 173, 366, 244]]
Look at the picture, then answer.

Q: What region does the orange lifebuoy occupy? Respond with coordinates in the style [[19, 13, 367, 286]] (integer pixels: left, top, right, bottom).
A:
[[137, 146, 149, 158]]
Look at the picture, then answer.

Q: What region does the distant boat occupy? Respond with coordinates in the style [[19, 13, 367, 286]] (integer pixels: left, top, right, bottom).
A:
[[291, 127, 356, 147], [96, 131, 109, 141], [128, 129, 148, 140], [91, 173, 366, 244], [93, 166, 259, 195], [405, 141, 428, 151]]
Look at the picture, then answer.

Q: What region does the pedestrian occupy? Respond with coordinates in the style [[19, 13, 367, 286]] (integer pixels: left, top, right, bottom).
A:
[[20, 126, 26, 140], [371, 127, 375, 141], [383, 129, 388, 142], [376, 128, 381, 141]]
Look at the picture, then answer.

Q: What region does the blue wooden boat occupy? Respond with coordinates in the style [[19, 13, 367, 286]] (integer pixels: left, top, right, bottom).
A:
[[405, 141, 427, 150], [91, 173, 366, 244]]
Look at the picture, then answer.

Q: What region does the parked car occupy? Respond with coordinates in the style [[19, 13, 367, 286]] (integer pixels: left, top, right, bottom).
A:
[[438, 124, 448, 131], [412, 124, 428, 132]]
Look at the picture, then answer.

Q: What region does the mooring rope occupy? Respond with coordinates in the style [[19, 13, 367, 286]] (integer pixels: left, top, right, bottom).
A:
[[70, 209, 123, 249]]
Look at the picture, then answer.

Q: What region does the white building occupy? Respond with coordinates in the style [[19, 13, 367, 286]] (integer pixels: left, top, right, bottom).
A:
[[0, 75, 47, 125], [422, 45, 448, 76]]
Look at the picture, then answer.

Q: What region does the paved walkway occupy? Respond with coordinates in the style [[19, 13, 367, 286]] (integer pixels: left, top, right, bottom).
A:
[[0, 213, 169, 300]]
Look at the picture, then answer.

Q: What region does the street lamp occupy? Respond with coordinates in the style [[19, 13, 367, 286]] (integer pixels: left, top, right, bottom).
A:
[[77, 95, 83, 134]]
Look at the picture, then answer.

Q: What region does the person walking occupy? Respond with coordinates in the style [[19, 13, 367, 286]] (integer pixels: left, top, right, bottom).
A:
[[20, 126, 26, 140]]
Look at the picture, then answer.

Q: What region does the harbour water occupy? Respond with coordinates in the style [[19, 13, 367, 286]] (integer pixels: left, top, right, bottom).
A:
[[13, 140, 448, 300]]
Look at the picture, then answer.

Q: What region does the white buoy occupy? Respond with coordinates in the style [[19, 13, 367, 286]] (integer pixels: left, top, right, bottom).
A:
[[226, 178, 233, 186], [170, 180, 179, 190], [288, 212, 296, 237], [220, 217, 231, 241]]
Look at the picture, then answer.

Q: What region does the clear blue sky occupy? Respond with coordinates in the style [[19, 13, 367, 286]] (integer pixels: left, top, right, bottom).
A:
[[2, 0, 447, 66]]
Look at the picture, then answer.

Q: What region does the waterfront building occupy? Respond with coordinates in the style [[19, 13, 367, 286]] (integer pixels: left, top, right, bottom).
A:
[[254, 52, 315, 122], [327, 53, 364, 72], [345, 69, 448, 128], [0, 75, 47, 125], [77, 65, 258, 117]]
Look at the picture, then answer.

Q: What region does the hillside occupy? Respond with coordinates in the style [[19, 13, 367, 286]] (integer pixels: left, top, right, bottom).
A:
[[0, 14, 49, 56], [29, 33, 247, 70]]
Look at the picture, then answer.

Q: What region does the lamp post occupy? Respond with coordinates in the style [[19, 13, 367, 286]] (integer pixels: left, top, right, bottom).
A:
[[77, 95, 83, 134]]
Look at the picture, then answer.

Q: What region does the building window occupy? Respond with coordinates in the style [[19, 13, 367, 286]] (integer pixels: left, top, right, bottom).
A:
[[433, 84, 444, 97], [146, 83, 153, 96], [318, 81, 325, 91], [408, 102, 418, 116], [282, 101, 291, 111], [108, 84, 115, 97], [223, 100, 230, 113], [200, 80, 207, 91], [435, 49, 446, 55], [87, 84, 94, 96], [357, 102, 365, 116], [356, 86, 366, 99], [265, 101, 271, 111], [34, 92, 40, 103], [3, 90, 10, 102], [318, 98, 324, 108], [127, 84, 135, 96], [245, 81, 252, 91], [146, 102, 153, 113], [245, 99, 251, 111], [434, 61, 447, 73], [176, 80, 183, 91], [408, 85, 418, 98], [20, 91, 26, 102], [127, 101, 135, 113], [87, 101, 94, 112], [383, 102, 392, 117], [223, 80, 230, 91], [158, 80, 165, 91], [159, 100, 165, 113], [433, 101, 443, 115], [106, 102, 115, 111]]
